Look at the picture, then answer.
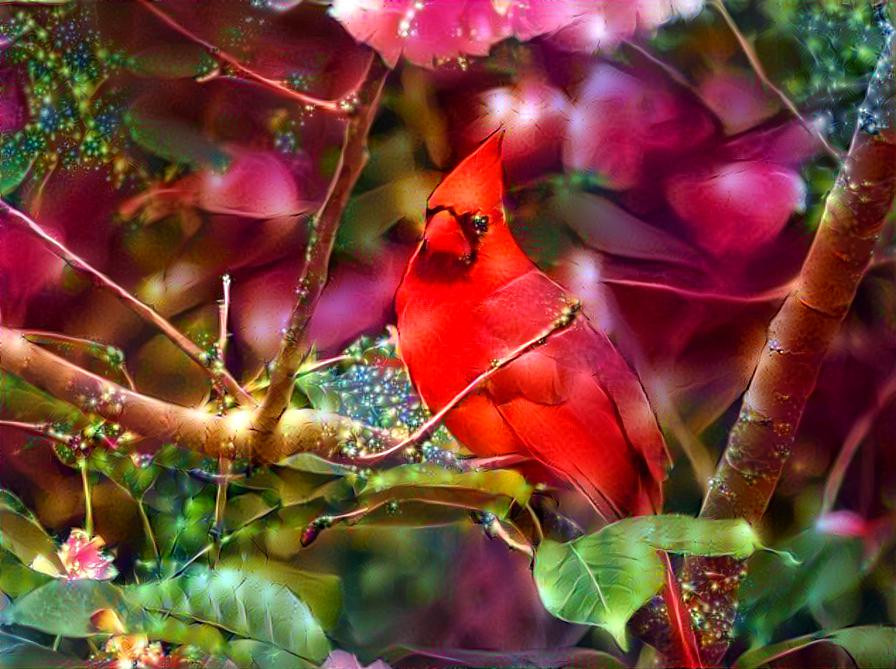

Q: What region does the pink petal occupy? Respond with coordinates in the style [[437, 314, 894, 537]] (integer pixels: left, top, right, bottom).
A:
[[664, 160, 806, 258], [198, 146, 311, 219], [563, 64, 714, 189], [459, 78, 570, 181], [698, 69, 778, 134]]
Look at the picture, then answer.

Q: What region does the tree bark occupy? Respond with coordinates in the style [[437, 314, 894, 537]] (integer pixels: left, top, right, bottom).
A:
[[254, 53, 390, 443], [0, 326, 375, 462], [677, 29, 896, 664]]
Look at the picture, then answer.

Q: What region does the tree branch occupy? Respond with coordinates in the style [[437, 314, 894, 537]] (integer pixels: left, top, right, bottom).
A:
[[675, 26, 896, 664], [356, 301, 583, 463], [136, 0, 349, 114], [253, 54, 389, 442], [0, 200, 254, 406], [0, 326, 375, 462]]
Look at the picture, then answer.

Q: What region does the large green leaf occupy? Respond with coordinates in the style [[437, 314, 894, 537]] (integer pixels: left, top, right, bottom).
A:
[[739, 528, 866, 642], [735, 625, 896, 669], [227, 639, 316, 669], [0, 631, 76, 669], [219, 557, 342, 631], [356, 464, 532, 517], [534, 516, 767, 648], [3, 579, 127, 637], [126, 566, 330, 664], [0, 500, 64, 575]]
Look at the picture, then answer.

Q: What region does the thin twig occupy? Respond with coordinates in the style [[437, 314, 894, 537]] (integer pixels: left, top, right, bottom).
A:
[[253, 54, 389, 442], [822, 368, 896, 513], [486, 516, 535, 559], [217, 274, 231, 361], [358, 303, 583, 463], [80, 459, 93, 536], [23, 330, 136, 391], [709, 0, 843, 162], [0, 200, 254, 406], [136, 0, 344, 114], [297, 354, 355, 377], [0, 419, 70, 445], [212, 454, 231, 567]]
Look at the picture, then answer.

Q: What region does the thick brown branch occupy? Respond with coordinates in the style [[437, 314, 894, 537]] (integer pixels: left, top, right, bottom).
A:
[[253, 54, 389, 443], [0, 200, 254, 406], [0, 326, 372, 462], [676, 30, 896, 663]]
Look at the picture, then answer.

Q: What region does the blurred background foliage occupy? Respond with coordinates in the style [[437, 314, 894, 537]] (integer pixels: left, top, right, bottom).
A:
[[1, 1, 895, 667]]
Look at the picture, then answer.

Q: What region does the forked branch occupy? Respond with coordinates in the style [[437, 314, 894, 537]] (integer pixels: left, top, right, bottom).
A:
[[0, 201, 254, 406], [253, 54, 389, 441], [0, 326, 374, 462]]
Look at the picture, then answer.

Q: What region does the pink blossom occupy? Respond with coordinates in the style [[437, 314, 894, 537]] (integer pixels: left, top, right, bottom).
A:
[[698, 69, 778, 133], [563, 63, 715, 189], [197, 146, 313, 219], [321, 650, 391, 669], [664, 159, 807, 259], [57, 528, 118, 581], [457, 78, 570, 180], [330, 0, 704, 68]]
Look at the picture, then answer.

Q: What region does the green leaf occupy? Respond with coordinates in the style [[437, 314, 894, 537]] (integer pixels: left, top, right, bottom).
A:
[[128, 44, 216, 79], [227, 639, 316, 669], [740, 528, 865, 642], [0, 631, 76, 669], [125, 108, 228, 169], [356, 464, 532, 517], [223, 492, 277, 532], [126, 566, 330, 664], [0, 501, 64, 575], [141, 613, 227, 654], [534, 516, 764, 649], [90, 449, 160, 498], [735, 625, 896, 669], [219, 557, 343, 631], [275, 453, 357, 477], [0, 549, 52, 598], [4, 579, 127, 637]]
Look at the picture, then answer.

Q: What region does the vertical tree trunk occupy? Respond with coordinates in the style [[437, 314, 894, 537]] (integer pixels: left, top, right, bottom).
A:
[[677, 29, 896, 664]]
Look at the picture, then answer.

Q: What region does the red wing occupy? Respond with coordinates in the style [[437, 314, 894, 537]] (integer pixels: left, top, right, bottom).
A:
[[485, 321, 666, 518]]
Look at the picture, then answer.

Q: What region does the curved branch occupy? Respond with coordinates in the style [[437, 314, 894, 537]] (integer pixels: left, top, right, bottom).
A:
[[136, 0, 346, 114], [0, 200, 254, 406], [0, 326, 371, 462]]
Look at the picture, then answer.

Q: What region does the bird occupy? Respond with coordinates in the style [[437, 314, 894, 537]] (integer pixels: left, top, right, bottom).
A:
[[395, 131, 669, 519]]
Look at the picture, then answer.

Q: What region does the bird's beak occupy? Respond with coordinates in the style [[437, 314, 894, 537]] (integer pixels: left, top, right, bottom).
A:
[[423, 210, 472, 259]]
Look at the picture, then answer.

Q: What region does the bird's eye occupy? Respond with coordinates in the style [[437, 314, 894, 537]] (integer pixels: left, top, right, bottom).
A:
[[471, 214, 489, 235]]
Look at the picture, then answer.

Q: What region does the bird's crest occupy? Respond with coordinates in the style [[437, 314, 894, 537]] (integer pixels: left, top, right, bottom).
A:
[[428, 130, 505, 215]]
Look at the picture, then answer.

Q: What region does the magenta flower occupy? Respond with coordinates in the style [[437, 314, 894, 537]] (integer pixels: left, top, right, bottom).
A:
[[57, 529, 118, 581], [563, 63, 714, 190], [456, 77, 569, 181], [330, 0, 704, 67]]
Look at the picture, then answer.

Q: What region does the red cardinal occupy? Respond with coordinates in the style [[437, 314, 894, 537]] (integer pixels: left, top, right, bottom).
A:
[[396, 132, 669, 519]]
